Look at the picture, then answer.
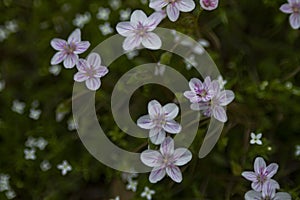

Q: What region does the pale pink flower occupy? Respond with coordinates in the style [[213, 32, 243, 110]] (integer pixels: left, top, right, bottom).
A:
[[140, 137, 192, 183], [116, 10, 164, 51], [149, 0, 195, 22], [50, 29, 90, 68], [242, 157, 279, 192], [200, 0, 219, 11], [137, 100, 181, 144], [74, 53, 109, 91], [280, 0, 300, 29]]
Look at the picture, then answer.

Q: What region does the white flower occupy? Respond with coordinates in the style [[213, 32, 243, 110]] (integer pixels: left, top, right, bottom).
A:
[[119, 8, 131, 21], [126, 50, 139, 60], [68, 118, 78, 131], [0, 174, 10, 192], [126, 179, 138, 192], [24, 148, 36, 160], [0, 80, 5, 92], [40, 160, 52, 171], [35, 137, 48, 150], [29, 108, 42, 120], [141, 187, 155, 200], [57, 160, 72, 175], [99, 22, 114, 36], [5, 190, 16, 199], [97, 7, 111, 20], [295, 145, 300, 156], [49, 65, 62, 76], [109, 0, 121, 10], [110, 196, 120, 200], [0, 27, 8, 42], [121, 172, 138, 182], [250, 132, 263, 145], [11, 100, 25, 114], [5, 20, 18, 33], [25, 137, 36, 148], [73, 12, 91, 28]]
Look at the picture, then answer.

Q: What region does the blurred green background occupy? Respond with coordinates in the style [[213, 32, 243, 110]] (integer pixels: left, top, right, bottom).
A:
[[0, 0, 299, 199]]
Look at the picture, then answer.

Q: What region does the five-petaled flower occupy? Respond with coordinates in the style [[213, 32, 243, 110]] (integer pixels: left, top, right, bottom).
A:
[[280, 0, 300, 29], [140, 137, 192, 183], [137, 100, 182, 145], [57, 160, 72, 176], [50, 29, 90, 68], [149, 0, 195, 22], [242, 157, 279, 192], [245, 180, 291, 200], [74, 53, 109, 91], [141, 186, 155, 200], [250, 132, 263, 145], [116, 10, 163, 51], [200, 0, 219, 11]]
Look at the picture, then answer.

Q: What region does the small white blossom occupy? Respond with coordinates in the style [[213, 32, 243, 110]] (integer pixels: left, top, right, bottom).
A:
[[295, 145, 300, 156], [24, 148, 36, 160], [67, 118, 78, 131], [0, 174, 10, 192], [49, 65, 62, 76], [250, 132, 263, 145], [109, 0, 121, 10], [35, 137, 48, 150], [141, 187, 155, 200], [121, 172, 138, 182], [11, 100, 25, 114], [97, 7, 111, 20], [5, 190, 16, 199], [5, 20, 18, 33], [25, 137, 36, 148], [110, 196, 120, 200], [73, 12, 91, 28], [126, 50, 139, 60], [57, 160, 72, 175], [126, 179, 138, 192], [99, 22, 114, 36], [119, 8, 131, 21], [0, 27, 8, 42], [29, 108, 42, 120], [40, 160, 52, 171], [0, 80, 5, 92]]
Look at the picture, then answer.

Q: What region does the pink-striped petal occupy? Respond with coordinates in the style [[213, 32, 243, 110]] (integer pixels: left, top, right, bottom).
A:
[[219, 90, 235, 106], [166, 4, 180, 22], [146, 11, 165, 31], [140, 150, 164, 167], [254, 157, 266, 175], [116, 22, 135, 37], [264, 163, 279, 178], [51, 39, 67, 51], [137, 115, 155, 129], [163, 103, 179, 120], [149, 167, 166, 183], [76, 58, 89, 71], [189, 78, 203, 92], [74, 41, 90, 54], [251, 181, 263, 192], [280, 4, 293, 14], [175, 0, 195, 12], [213, 105, 227, 122], [289, 13, 300, 29], [94, 66, 109, 78], [141, 32, 162, 50], [173, 148, 192, 166], [244, 190, 261, 200], [148, 100, 163, 118], [51, 51, 67, 65], [160, 136, 174, 156], [87, 53, 101, 67], [274, 192, 291, 200], [150, 129, 166, 145], [68, 28, 81, 43], [130, 10, 148, 25], [166, 165, 182, 183], [63, 54, 78, 68], [241, 171, 257, 182], [149, 0, 169, 9], [122, 35, 143, 51], [85, 77, 101, 91], [163, 120, 181, 134], [74, 72, 89, 82], [200, 0, 219, 11]]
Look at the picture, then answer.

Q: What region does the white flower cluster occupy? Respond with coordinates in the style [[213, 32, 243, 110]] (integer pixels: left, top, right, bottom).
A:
[[0, 174, 16, 199], [0, 20, 18, 42]]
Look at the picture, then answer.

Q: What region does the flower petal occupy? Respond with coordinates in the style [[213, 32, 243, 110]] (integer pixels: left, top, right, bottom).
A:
[[68, 28, 81, 43], [173, 148, 192, 166], [280, 4, 293, 14], [150, 129, 166, 145], [251, 181, 263, 192], [200, 0, 219, 11], [212, 105, 227, 122], [149, 167, 166, 183], [264, 163, 279, 178], [289, 13, 300, 29], [140, 150, 163, 167], [244, 190, 261, 200], [116, 22, 135, 37], [163, 120, 182, 134], [51, 51, 67, 65], [175, 0, 195, 12], [166, 4, 180, 22], [274, 192, 292, 200], [74, 72, 88, 82], [137, 115, 155, 129], [87, 53, 101, 67], [63, 54, 78, 69], [254, 157, 266, 175], [148, 100, 163, 118], [142, 32, 162, 50], [94, 66, 109, 77], [146, 11, 165, 31], [149, 0, 169, 9], [163, 103, 179, 120], [85, 78, 101, 91], [262, 180, 279, 199], [51, 39, 67, 51], [123, 35, 142, 51], [241, 171, 257, 182], [74, 41, 90, 54], [189, 78, 203, 92], [166, 165, 182, 183], [76, 58, 89, 71], [130, 10, 148, 25], [219, 90, 235, 106], [160, 136, 174, 157]]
